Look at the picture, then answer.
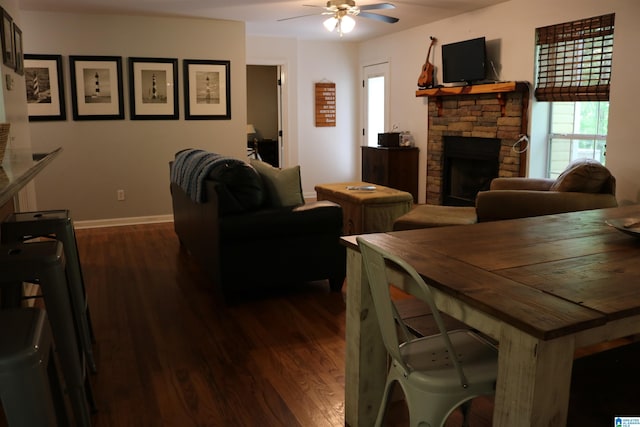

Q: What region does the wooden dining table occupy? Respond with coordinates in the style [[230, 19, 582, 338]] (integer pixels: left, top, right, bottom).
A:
[[342, 204, 640, 426]]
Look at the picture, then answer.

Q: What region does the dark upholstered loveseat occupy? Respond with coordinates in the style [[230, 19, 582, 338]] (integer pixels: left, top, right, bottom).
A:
[[169, 149, 345, 299]]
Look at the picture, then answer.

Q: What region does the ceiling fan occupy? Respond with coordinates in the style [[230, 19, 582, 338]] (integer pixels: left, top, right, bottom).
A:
[[279, 1, 399, 36]]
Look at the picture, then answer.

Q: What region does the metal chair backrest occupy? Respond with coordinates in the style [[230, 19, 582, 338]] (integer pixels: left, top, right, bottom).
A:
[[357, 237, 469, 387]]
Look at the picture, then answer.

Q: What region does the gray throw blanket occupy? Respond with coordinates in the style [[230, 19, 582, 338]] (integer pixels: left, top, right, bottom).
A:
[[170, 149, 238, 203]]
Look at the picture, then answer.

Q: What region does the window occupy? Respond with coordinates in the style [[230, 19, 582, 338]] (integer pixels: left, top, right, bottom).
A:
[[548, 101, 608, 178], [535, 13, 615, 177]]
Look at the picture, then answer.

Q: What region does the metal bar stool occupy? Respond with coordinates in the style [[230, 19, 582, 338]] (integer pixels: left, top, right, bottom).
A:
[[0, 307, 69, 427], [0, 241, 93, 427], [1, 209, 97, 373]]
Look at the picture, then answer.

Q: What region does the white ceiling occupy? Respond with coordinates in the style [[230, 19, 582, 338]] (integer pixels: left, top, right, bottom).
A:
[[17, 0, 509, 42]]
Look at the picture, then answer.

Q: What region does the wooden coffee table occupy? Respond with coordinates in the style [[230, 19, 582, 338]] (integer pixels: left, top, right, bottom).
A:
[[314, 182, 413, 235]]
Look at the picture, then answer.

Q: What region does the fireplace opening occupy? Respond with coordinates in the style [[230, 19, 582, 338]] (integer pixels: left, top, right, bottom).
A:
[[443, 136, 500, 206]]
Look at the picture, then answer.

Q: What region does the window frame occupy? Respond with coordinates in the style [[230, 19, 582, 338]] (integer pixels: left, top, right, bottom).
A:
[[546, 101, 609, 177]]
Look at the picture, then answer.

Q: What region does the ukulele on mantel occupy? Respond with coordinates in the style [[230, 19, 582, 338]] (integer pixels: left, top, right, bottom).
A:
[[417, 36, 437, 89]]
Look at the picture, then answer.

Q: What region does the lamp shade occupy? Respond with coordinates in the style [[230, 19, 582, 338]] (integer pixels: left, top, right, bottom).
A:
[[340, 15, 356, 33], [246, 124, 256, 134], [323, 16, 338, 32]]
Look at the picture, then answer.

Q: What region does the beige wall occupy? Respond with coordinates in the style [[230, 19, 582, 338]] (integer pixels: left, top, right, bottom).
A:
[[246, 36, 359, 198], [21, 12, 246, 222], [296, 40, 359, 193]]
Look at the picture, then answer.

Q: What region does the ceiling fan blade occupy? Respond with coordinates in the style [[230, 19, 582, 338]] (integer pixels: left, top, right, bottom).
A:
[[277, 12, 323, 22], [359, 3, 396, 11], [358, 11, 399, 23]]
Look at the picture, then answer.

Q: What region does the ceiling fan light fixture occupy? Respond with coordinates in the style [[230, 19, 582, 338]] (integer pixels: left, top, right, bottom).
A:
[[323, 16, 338, 32], [280, 1, 397, 35], [324, 14, 355, 36], [340, 15, 356, 33]]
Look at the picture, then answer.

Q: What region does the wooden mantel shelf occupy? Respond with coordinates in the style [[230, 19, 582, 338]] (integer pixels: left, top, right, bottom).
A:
[[417, 81, 529, 117], [415, 81, 528, 97]]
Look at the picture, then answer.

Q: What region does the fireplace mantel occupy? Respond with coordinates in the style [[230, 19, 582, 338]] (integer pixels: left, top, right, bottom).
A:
[[415, 81, 527, 97], [416, 81, 529, 117]]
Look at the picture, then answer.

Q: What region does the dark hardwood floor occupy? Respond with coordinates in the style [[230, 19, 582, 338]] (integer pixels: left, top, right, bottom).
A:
[[71, 222, 487, 426], [33, 222, 639, 426], [76, 223, 347, 426]]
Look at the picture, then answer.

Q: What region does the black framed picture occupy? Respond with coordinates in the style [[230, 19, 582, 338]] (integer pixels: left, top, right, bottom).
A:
[[0, 8, 14, 68], [12, 23, 23, 74], [69, 55, 124, 120], [183, 59, 231, 120], [24, 54, 66, 121], [128, 57, 178, 120]]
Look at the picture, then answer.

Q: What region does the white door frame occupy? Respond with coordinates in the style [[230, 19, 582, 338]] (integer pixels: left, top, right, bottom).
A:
[[362, 62, 391, 148]]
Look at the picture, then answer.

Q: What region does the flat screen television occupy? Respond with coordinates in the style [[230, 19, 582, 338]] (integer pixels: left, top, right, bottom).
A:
[[442, 37, 487, 85]]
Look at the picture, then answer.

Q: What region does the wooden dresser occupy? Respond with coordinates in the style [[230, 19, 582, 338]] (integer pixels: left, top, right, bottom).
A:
[[361, 146, 418, 202]]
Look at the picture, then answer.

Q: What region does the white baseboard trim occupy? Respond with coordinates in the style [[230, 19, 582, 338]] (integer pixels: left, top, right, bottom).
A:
[[74, 214, 174, 229]]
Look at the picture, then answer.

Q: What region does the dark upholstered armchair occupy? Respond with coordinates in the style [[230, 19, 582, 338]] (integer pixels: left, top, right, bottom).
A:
[[169, 150, 345, 299]]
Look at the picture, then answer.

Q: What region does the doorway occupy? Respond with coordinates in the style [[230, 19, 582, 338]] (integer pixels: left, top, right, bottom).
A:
[[246, 65, 282, 167], [362, 62, 390, 147]]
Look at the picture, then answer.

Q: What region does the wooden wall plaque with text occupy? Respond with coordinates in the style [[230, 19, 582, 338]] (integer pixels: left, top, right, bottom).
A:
[[315, 82, 336, 127]]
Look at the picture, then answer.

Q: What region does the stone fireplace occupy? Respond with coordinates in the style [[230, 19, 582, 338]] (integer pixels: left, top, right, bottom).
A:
[[417, 82, 530, 205], [443, 136, 500, 206]]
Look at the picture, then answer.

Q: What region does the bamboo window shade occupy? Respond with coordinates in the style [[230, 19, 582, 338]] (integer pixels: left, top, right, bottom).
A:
[[535, 13, 614, 102]]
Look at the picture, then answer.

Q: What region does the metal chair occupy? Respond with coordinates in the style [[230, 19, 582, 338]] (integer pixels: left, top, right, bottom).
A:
[[0, 308, 69, 427], [356, 237, 498, 427], [1, 209, 97, 373], [0, 241, 94, 426]]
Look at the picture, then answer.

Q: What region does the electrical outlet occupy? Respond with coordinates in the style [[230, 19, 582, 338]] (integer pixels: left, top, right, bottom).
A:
[[117, 189, 125, 201]]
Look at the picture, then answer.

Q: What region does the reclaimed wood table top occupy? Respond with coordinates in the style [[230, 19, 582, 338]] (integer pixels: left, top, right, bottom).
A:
[[343, 204, 640, 339]]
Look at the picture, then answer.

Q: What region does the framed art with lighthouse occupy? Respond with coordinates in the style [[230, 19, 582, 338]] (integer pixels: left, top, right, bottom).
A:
[[128, 57, 178, 120], [24, 54, 66, 121], [183, 59, 231, 120], [69, 55, 124, 120]]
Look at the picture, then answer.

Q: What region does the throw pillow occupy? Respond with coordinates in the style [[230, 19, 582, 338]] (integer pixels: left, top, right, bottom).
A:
[[250, 159, 304, 207], [210, 160, 265, 215], [549, 158, 612, 193]]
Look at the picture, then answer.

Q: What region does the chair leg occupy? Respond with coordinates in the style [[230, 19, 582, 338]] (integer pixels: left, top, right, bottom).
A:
[[374, 378, 397, 427], [460, 400, 472, 427], [48, 348, 71, 426]]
